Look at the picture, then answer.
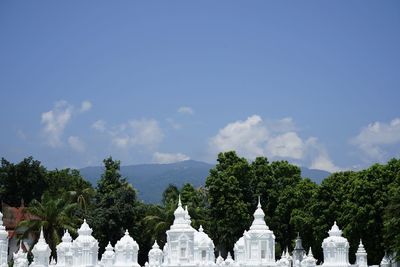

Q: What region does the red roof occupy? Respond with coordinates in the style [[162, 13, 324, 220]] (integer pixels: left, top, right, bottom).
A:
[[2, 202, 40, 239]]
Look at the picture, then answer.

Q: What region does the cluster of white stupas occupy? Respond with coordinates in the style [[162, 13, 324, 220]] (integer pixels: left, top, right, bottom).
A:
[[0, 197, 394, 267]]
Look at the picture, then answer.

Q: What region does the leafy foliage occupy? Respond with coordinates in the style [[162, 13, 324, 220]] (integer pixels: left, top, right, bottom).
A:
[[1, 155, 399, 265]]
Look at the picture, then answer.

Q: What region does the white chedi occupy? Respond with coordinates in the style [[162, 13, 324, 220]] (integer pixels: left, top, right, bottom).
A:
[[321, 222, 350, 267], [114, 230, 140, 267], [162, 195, 196, 266], [355, 240, 367, 267], [148, 241, 163, 267], [31, 228, 51, 267], [56, 230, 73, 267], [216, 253, 224, 267], [380, 253, 390, 267], [301, 248, 317, 267], [234, 197, 276, 267], [276, 252, 290, 267], [194, 225, 215, 265], [72, 219, 99, 267], [13, 243, 28, 267], [0, 212, 8, 267], [100, 242, 115, 267], [224, 252, 235, 266]]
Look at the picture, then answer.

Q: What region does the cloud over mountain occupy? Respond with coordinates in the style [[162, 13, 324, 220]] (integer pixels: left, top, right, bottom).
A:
[[209, 115, 340, 172]]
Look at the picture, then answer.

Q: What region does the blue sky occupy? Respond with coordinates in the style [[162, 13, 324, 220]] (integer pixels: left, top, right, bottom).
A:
[[0, 1, 399, 171]]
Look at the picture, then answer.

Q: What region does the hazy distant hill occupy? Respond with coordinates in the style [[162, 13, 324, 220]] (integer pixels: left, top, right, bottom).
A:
[[79, 160, 330, 203]]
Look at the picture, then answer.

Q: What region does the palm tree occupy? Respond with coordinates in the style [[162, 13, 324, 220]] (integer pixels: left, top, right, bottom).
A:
[[143, 201, 176, 246], [17, 193, 80, 258]]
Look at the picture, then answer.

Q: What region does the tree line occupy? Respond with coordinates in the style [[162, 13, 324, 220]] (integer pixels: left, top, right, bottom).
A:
[[0, 152, 399, 265]]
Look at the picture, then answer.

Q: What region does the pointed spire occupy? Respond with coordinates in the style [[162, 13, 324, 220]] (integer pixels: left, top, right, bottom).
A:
[[178, 194, 182, 207], [199, 225, 204, 232], [125, 229, 129, 236], [250, 197, 269, 230], [39, 226, 45, 240], [308, 247, 313, 257], [356, 239, 366, 254], [328, 221, 342, 237], [105, 242, 114, 251], [152, 240, 159, 249]]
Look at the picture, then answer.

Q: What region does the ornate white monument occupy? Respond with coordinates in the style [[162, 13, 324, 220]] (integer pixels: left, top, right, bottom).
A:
[[56, 230, 73, 267], [100, 242, 115, 267], [233, 197, 276, 267], [114, 230, 140, 267], [293, 234, 306, 267], [13, 243, 28, 267], [161, 196, 215, 267], [147, 241, 163, 267], [355, 240, 368, 267], [300, 248, 317, 267], [31, 228, 51, 267], [71, 219, 99, 267], [321, 222, 350, 267]]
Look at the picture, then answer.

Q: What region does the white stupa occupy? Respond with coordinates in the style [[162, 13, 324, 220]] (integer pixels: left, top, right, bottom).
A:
[[31, 228, 51, 267], [234, 197, 276, 267], [162, 195, 196, 267], [194, 225, 215, 265], [100, 242, 115, 267], [56, 230, 73, 267], [13, 243, 28, 267], [301, 248, 317, 267], [114, 229, 140, 267], [321, 222, 350, 267], [148, 241, 163, 267], [355, 240, 367, 267], [72, 219, 99, 267]]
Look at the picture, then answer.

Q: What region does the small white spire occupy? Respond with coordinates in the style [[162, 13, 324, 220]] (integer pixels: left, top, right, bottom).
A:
[[199, 225, 204, 232], [125, 229, 129, 235], [308, 247, 313, 257], [178, 195, 182, 207], [257, 195, 261, 208], [152, 240, 159, 249], [39, 227, 44, 240]]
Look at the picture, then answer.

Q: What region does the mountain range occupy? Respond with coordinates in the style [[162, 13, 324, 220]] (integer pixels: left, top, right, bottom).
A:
[[79, 160, 330, 203]]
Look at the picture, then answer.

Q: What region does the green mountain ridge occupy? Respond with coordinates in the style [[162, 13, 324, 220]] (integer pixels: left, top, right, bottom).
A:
[[79, 160, 330, 203]]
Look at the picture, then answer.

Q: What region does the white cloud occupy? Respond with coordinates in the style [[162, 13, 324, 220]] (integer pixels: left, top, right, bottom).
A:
[[112, 119, 164, 149], [92, 120, 106, 132], [41, 101, 73, 147], [209, 115, 341, 172], [351, 118, 400, 160], [68, 136, 86, 152], [310, 149, 341, 172], [209, 115, 268, 159], [80, 101, 92, 112], [266, 132, 305, 159], [178, 106, 194, 115], [152, 152, 190, 164]]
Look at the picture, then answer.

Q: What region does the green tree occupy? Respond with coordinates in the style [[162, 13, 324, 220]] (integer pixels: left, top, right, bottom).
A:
[[17, 193, 79, 258], [45, 169, 95, 215], [205, 152, 251, 256], [89, 157, 140, 255], [0, 157, 48, 206]]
